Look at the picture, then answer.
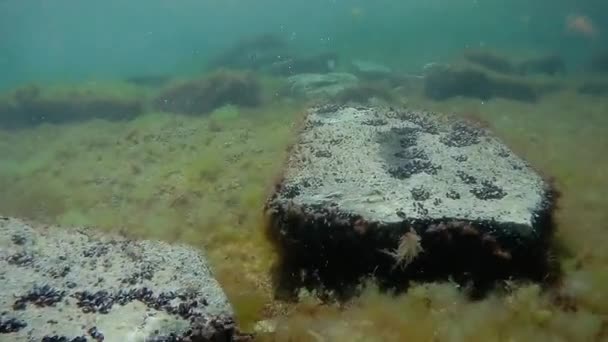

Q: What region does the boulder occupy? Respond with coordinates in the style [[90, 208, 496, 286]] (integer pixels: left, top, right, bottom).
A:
[[349, 60, 392, 80], [424, 64, 541, 102], [265, 105, 556, 294], [286, 73, 359, 98], [0, 84, 144, 129], [0, 217, 235, 341]]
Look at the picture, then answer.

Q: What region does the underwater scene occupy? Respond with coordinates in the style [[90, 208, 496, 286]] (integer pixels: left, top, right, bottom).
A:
[[1, 0, 608, 341]]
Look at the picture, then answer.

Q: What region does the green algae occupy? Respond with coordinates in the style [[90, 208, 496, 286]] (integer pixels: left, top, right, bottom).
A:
[[0, 77, 302, 330], [0, 73, 607, 340]]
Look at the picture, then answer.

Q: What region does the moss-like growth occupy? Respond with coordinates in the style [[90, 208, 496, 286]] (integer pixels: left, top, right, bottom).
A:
[[206, 33, 338, 77], [154, 69, 262, 115], [209, 104, 241, 121], [185, 151, 226, 183], [0, 82, 145, 128]]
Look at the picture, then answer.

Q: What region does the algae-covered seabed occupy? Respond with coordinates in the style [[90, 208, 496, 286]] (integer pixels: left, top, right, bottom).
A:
[[0, 78, 607, 341]]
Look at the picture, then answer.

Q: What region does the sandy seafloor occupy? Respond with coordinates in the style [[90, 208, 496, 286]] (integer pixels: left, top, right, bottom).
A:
[[0, 77, 607, 341]]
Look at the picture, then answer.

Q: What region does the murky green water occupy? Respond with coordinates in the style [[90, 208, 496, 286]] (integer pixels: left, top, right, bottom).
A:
[[1, 1, 607, 340]]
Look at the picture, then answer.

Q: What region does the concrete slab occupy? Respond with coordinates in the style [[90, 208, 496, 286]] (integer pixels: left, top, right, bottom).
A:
[[266, 105, 556, 293], [0, 217, 234, 342]]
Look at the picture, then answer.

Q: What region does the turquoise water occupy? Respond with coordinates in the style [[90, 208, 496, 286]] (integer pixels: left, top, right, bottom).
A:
[[1, 1, 608, 340], [1, 0, 605, 89]]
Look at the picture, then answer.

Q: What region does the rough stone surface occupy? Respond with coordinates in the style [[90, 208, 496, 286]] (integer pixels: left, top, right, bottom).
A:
[[266, 105, 556, 292], [0, 217, 234, 342]]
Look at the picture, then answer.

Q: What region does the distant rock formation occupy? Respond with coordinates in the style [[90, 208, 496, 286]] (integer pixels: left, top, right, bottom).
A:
[[589, 50, 608, 73], [286, 72, 359, 98], [424, 64, 540, 102], [0, 84, 143, 129], [154, 70, 262, 115], [207, 33, 339, 76]]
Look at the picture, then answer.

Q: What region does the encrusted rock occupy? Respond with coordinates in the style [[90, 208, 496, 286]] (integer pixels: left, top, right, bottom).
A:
[[266, 105, 556, 293], [0, 217, 234, 341]]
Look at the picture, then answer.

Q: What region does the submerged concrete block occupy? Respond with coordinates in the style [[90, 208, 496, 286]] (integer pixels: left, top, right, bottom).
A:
[[266, 105, 556, 292], [0, 217, 234, 341]]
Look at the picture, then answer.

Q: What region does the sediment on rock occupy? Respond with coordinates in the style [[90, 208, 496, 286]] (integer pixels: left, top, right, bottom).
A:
[[265, 105, 557, 297], [0, 216, 235, 342], [517, 55, 565, 76], [463, 50, 518, 75]]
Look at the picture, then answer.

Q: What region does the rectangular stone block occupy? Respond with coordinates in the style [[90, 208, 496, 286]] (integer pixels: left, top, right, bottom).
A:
[[266, 105, 556, 294]]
